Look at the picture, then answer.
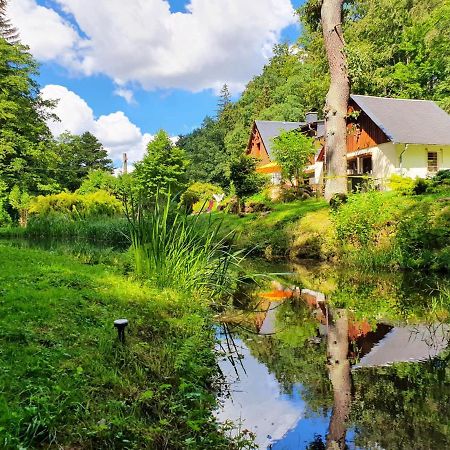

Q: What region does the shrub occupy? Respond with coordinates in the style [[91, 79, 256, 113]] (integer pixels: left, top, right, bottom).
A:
[[396, 199, 450, 269], [179, 182, 224, 213], [427, 169, 450, 193], [332, 192, 403, 246], [280, 185, 313, 202], [388, 174, 432, 196], [388, 175, 416, 195], [29, 190, 122, 219]]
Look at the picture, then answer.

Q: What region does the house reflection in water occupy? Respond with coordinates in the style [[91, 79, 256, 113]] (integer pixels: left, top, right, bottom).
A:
[[216, 282, 450, 449]]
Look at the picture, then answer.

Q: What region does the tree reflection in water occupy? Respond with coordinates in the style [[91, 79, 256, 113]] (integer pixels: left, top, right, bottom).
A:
[[217, 264, 450, 449]]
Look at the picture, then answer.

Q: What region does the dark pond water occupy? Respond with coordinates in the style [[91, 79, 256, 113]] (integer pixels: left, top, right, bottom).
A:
[[216, 261, 450, 450]]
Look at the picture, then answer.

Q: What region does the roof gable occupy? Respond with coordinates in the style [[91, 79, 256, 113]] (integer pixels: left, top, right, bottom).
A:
[[255, 120, 304, 158], [350, 95, 450, 145]]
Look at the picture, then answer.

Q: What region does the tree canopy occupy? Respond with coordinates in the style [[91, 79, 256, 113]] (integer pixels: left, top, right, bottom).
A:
[[272, 130, 316, 188], [134, 130, 188, 197]]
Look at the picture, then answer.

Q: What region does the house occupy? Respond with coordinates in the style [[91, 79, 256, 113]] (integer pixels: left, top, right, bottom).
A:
[[346, 95, 450, 188], [246, 95, 450, 190], [246, 119, 304, 184]]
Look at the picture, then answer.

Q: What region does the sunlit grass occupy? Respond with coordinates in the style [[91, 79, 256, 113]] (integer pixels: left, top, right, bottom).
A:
[[0, 244, 233, 449]]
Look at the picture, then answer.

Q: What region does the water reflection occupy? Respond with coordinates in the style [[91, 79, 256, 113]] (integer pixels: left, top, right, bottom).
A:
[[217, 262, 450, 449]]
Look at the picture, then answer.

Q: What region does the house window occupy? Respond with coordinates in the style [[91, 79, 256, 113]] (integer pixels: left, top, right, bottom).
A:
[[362, 156, 372, 174], [347, 159, 357, 175], [427, 152, 438, 173]]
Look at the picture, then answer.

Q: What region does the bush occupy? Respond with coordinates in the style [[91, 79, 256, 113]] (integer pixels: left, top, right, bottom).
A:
[[388, 174, 432, 196], [388, 175, 416, 195], [396, 199, 450, 270], [332, 192, 404, 246], [427, 169, 450, 193], [179, 182, 224, 213], [280, 185, 313, 202], [29, 190, 122, 219]]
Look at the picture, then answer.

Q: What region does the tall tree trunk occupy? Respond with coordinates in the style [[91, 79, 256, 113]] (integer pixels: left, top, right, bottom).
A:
[[326, 308, 352, 450], [321, 0, 349, 201]]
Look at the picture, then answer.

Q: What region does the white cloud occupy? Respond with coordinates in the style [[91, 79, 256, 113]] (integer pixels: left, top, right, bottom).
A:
[[7, 0, 86, 65], [113, 88, 135, 104], [10, 0, 296, 93], [41, 85, 153, 166], [41, 85, 95, 135]]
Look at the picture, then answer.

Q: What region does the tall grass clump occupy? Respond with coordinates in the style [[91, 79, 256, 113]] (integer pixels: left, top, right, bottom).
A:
[[126, 193, 241, 297]]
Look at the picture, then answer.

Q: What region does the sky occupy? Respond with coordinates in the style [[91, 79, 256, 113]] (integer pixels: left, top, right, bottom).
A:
[[8, 0, 304, 168]]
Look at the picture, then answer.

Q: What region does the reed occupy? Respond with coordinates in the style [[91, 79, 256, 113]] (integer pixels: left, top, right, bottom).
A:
[[126, 193, 241, 297], [24, 214, 130, 244]]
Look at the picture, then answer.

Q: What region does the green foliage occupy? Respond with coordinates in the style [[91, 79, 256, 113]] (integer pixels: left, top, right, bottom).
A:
[[134, 130, 188, 198], [0, 179, 11, 225], [397, 199, 450, 270], [0, 38, 56, 196], [332, 192, 403, 246], [24, 216, 129, 244], [179, 181, 224, 213], [76, 170, 119, 195], [344, 0, 450, 108], [29, 190, 122, 219], [127, 193, 240, 296], [54, 132, 113, 192], [388, 174, 431, 195], [388, 174, 417, 195], [178, 118, 230, 187], [330, 191, 450, 271], [229, 155, 266, 202], [9, 184, 30, 210], [272, 129, 316, 187], [428, 169, 450, 192]]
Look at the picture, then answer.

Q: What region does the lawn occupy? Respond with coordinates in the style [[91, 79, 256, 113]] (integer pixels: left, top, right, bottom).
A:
[[0, 244, 231, 449]]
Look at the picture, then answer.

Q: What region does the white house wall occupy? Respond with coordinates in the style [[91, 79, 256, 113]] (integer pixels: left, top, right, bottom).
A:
[[372, 143, 397, 183], [371, 143, 450, 184]]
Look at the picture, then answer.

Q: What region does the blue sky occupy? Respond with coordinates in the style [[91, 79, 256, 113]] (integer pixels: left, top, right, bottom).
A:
[[9, 0, 304, 165]]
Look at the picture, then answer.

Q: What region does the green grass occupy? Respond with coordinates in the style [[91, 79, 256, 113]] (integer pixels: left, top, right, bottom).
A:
[[0, 244, 234, 449], [16, 215, 130, 245], [197, 199, 328, 259]]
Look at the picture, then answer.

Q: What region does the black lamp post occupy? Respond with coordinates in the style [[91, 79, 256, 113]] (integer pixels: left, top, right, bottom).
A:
[[114, 319, 129, 343]]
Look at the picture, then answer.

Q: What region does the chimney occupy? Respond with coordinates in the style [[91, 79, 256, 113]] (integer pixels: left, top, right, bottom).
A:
[[305, 111, 318, 124]]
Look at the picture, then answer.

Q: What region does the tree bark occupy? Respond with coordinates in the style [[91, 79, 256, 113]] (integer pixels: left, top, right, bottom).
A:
[[321, 0, 349, 200], [326, 308, 352, 450]]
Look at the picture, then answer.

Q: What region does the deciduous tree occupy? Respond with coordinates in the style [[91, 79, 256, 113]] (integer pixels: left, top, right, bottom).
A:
[[272, 129, 316, 191], [321, 0, 350, 200]]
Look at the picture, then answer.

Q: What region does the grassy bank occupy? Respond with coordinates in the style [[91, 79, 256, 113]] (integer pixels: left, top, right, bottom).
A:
[[200, 199, 328, 259], [202, 191, 450, 272], [0, 244, 236, 449]]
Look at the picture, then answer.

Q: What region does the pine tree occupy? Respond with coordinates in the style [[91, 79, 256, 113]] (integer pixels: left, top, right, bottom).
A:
[[0, 0, 18, 43], [134, 130, 188, 198], [217, 84, 231, 116]]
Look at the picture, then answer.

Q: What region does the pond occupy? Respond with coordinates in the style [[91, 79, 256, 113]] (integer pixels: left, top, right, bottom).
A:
[[216, 261, 450, 449]]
